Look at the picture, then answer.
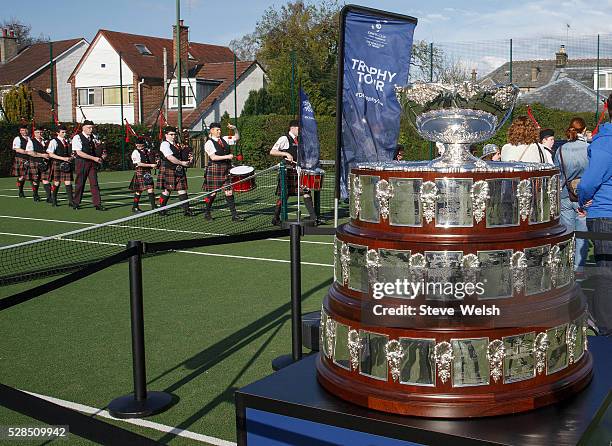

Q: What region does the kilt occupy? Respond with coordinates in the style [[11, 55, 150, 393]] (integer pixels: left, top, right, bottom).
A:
[[275, 166, 300, 196], [11, 157, 29, 177], [28, 159, 41, 182], [129, 167, 154, 192], [40, 160, 54, 182], [203, 162, 231, 191], [51, 160, 74, 183], [156, 164, 188, 191]]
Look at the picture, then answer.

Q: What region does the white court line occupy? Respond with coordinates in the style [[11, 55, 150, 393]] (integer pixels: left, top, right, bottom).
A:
[[0, 231, 333, 267], [0, 194, 129, 206], [22, 390, 235, 446], [0, 215, 333, 245]]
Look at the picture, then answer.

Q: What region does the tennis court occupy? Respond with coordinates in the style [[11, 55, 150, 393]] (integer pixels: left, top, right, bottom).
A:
[[0, 168, 339, 445]]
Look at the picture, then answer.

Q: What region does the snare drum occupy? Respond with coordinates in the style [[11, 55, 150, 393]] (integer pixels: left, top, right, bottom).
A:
[[300, 169, 324, 191], [230, 165, 256, 192]]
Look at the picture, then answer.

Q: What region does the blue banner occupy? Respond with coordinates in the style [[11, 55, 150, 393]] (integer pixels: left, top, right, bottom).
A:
[[299, 88, 321, 170], [340, 10, 416, 198]]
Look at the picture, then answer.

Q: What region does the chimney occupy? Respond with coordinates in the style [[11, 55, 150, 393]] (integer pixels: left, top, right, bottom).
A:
[[470, 69, 477, 82], [0, 27, 19, 64], [172, 20, 189, 77], [555, 45, 568, 68], [531, 66, 540, 82]]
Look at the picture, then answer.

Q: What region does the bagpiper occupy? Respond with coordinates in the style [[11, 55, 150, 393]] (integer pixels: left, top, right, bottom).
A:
[[72, 120, 106, 210], [11, 125, 30, 198], [25, 127, 51, 202], [129, 138, 157, 213], [156, 126, 194, 216], [202, 122, 244, 221], [46, 125, 74, 207]]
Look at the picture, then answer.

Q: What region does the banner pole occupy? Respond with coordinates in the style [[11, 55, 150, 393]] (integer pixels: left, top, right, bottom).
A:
[[334, 8, 348, 228]]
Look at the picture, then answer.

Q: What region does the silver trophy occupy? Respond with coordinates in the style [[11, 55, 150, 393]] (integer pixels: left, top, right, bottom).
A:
[[396, 82, 519, 170]]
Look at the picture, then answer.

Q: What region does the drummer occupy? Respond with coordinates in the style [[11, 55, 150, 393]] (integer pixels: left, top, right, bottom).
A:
[[202, 122, 245, 221], [269, 119, 320, 225]]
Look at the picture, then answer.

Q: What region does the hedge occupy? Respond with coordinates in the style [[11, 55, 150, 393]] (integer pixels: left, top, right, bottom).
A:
[[0, 104, 603, 176]]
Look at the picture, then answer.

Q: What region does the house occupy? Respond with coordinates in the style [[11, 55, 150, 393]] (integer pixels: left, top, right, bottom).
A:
[[0, 29, 88, 122], [68, 22, 266, 130], [481, 45, 612, 112]]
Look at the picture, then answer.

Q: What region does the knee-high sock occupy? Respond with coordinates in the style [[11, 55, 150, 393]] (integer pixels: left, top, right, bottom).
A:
[[303, 195, 316, 219], [225, 194, 239, 218], [17, 179, 25, 194], [65, 185, 74, 206], [159, 193, 170, 207], [148, 191, 156, 209], [179, 193, 190, 212], [51, 184, 58, 205], [43, 183, 52, 201], [204, 194, 216, 214], [273, 199, 282, 221]]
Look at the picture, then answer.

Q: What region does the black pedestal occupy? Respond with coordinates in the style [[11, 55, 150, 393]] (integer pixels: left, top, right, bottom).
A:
[[236, 337, 611, 446], [108, 391, 173, 419]]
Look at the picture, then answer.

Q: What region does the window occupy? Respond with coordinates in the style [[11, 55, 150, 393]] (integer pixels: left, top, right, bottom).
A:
[[102, 86, 133, 105], [171, 85, 195, 108], [77, 88, 95, 105], [188, 52, 195, 60], [134, 44, 152, 56], [594, 70, 612, 90]]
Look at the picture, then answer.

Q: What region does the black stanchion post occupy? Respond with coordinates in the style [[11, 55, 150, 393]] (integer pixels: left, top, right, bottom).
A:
[[108, 241, 173, 418], [272, 223, 303, 370]]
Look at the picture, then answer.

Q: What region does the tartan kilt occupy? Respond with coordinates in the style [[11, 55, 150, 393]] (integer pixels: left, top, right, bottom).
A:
[[51, 160, 74, 183], [11, 157, 29, 177], [275, 166, 299, 196], [40, 160, 54, 182], [129, 167, 153, 192], [156, 164, 187, 191], [27, 159, 41, 181], [203, 162, 231, 191]]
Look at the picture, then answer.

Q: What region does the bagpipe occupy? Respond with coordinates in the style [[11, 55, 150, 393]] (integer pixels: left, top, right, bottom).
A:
[[174, 130, 193, 178]]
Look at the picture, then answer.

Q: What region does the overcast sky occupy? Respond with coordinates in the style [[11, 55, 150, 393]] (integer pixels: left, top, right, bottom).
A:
[[4, 0, 612, 74]]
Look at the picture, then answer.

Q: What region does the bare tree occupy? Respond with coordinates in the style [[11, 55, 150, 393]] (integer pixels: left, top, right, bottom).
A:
[[0, 18, 49, 50]]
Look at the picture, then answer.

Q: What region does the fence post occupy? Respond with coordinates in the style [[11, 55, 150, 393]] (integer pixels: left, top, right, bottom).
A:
[[272, 222, 303, 370], [108, 240, 173, 418]]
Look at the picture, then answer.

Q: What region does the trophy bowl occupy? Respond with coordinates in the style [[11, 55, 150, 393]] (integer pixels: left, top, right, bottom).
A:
[[396, 82, 519, 169]]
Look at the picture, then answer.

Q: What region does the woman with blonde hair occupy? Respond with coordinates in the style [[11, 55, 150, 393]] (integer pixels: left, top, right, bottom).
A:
[[554, 117, 589, 272], [501, 116, 553, 163]]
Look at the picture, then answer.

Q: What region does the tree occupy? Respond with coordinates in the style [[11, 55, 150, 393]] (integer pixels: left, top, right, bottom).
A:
[[0, 18, 49, 50], [3, 85, 34, 123]]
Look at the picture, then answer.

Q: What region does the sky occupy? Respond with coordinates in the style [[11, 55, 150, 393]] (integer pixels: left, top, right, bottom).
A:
[[3, 0, 612, 75]]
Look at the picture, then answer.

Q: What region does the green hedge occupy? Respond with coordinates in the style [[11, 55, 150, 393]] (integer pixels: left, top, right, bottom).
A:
[[1, 104, 602, 176]]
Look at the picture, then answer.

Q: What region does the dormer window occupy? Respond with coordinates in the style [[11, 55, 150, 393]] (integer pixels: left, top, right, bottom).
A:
[[135, 44, 152, 56], [188, 52, 195, 60]]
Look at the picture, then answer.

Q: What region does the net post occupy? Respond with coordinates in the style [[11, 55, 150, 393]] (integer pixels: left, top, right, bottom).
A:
[[314, 189, 321, 218], [280, 160, 288, 221], [108, 241, 173, 418]]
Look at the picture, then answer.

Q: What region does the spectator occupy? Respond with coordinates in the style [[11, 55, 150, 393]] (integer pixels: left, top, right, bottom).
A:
[[394, 144, 404, 161], [481, 144, 501, 161], [501, 116, 553, 163], [538, 128, 556, 159], [554, 117, 589, 271]]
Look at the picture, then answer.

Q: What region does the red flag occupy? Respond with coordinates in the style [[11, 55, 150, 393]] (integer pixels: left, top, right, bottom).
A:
[[124, 119, 138, 143], [592, 101, 609, 136], [526, 105, 540, 128], [158, 112, 167, 141]]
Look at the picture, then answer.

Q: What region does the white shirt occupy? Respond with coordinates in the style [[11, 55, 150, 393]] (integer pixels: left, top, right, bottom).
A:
[[131, 149, 145, 164], [204, 136, 234, 157], [501, 143, 553, 164], [13, 136, 29, 149], [47, 137, 67, 154], [159, 140, 175, 157], [72, 133, 99, 151], [272, 132, 297, 152], [25, 138, 46, 152]]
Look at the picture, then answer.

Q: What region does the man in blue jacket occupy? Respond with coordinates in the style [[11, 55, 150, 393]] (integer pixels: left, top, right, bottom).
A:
[[579, 95, 612, 335]]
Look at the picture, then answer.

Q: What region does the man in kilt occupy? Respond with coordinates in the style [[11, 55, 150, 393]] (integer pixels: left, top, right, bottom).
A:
[[72, 120, 105, 210], [25, 127, 51, 202], [202, 122, 244, 221], [157, 126, 194, 216], [129, 138, 157, 213], [269, 120, 319, 225], [47, 125, 74, 207], [11, 125, 31, 198]]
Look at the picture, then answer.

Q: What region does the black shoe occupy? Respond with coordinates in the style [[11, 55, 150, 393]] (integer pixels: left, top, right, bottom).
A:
[[232, 215, 245, 222], [95, 205, 107, 211], [18, 191, 25, 198], [46, 196, 52, 203], [33, 195, 41, 202], [72, 204, 80, 210], [132, 207, 143, 214], [183, 209, 195, 216], [271, 217, 281, 226], [158, 210, 167, 216], [204, 212, 214, 221]]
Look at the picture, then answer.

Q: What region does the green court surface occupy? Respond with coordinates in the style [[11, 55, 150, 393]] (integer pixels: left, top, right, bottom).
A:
[[0, 169, 338, 445]]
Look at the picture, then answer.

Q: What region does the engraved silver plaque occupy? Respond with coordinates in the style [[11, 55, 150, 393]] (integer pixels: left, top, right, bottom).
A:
[[451, 338, 490, 387], [399, 338, 436, 386], [548, 244, 562, 288], [471, 180, 489, 224], [529, 176, 551, 224], [425, 251, 463, 300], [486, 178, 520, 227], [503, 332, 536, 383], [358, 175, 380, 223], [359, 330, 389, 381], [478, 250, 513, 299], [389, 178, 422, 227], [333, 322, 351, 370], [378, 249, 412, 299], [556, 239, 572, 288], [375, 179, 394, 221], [420, 181, 438, 224], [435, 178, 473, 227], [517, 179, 532, 222], [525, 245, 551, 295], [546, 324, 568, 374], [348, 243, 368, 292]]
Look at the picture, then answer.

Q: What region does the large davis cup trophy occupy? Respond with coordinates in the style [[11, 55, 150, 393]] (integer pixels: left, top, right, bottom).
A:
[[316, 82, 593, 418]]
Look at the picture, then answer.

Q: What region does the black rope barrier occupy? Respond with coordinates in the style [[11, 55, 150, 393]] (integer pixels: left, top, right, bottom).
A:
[[575, 231, 612, 241], [0, 383, 161, 445], [0, 248, 136, 312]]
